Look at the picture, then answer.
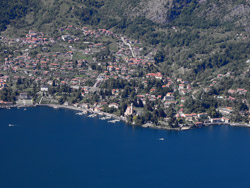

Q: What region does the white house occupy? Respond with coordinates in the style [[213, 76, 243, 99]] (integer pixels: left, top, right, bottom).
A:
[[108, 103, 119, 109], [125, 103, 134, 116], [41, 86, 49, 92]]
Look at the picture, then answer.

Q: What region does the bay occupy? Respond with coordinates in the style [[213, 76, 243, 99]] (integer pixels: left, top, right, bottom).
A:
[[0, 106, 250, 188]]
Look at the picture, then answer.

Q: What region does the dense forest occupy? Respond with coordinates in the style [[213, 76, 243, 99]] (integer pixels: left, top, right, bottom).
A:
[[0, 0, 40, 31]]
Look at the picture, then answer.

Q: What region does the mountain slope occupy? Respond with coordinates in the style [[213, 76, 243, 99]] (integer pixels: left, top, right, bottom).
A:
[[1, 0, 250, 90]]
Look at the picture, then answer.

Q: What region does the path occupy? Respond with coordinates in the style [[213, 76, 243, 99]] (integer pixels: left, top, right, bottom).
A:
[[121, 37, 136, 58]]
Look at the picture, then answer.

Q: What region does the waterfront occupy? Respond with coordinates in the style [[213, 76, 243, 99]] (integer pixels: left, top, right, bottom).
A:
[[1, 107, 250, 188]]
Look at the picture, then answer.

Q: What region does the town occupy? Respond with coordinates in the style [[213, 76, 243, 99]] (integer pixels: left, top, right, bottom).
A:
[[0, 25, 250, 130]]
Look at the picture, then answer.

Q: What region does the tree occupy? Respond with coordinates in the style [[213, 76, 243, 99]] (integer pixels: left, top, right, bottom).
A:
[[166, 104, 177, 127], [208, 107, 221, 118], [138, 99, 144, 107], [154, 50, 165, 63]]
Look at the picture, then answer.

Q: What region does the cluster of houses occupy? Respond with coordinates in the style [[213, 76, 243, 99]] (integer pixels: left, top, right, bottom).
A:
[[2, 25, 250, 127], [177, 78, 192, 96], [176, 112, 230, 126], [0, 75, 8, 90]]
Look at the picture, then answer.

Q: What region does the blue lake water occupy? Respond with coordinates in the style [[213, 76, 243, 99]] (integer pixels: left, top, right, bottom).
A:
[[1, 106, 250, 188]]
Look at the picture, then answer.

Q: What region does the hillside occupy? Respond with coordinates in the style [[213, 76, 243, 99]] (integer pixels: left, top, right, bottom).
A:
[[0, 0, 250, 126], [2, 0, 250, 29], [1, 0, 250, 80]]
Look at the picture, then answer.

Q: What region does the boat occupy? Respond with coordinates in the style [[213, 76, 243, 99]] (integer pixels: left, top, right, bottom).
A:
[[24, 108, 27, 111], [158, 138, 165, 141], [76, 112, 83, 115], [8, 124, 15, 127], [88, 114, 97, 118], [108, 120, 118, 123]]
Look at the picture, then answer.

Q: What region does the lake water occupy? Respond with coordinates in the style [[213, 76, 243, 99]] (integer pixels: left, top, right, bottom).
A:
[[0, 106, 250, 188]]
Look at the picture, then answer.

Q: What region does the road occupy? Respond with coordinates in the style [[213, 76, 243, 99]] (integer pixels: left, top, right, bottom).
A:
[[121, 37, 136, 58]]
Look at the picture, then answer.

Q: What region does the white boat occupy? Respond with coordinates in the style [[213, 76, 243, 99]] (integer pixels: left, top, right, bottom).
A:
[[8, 124, 15, 127], [158, 138, 165, 141], [24, 108, 27, 111], [108, 120, 118, 123], [105, 116, 111, 119], [88, 114, 97, 118]]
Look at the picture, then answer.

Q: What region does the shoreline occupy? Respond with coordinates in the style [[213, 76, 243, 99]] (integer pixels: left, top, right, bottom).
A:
[[2, 104, 250, 130], [36, 104, 189, 131], [1, 103, 184, 131]]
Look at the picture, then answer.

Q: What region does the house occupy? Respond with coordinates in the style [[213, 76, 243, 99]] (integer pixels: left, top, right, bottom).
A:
[[237, 88, 247, 95], [71, 85, 80, 90], [177, 78, 182, 83], [194, 122, 204, 127], [0, 82, 7, 89], [228, 89, 236, 95], [218, 107, 233, 115], [228, 96, 236, 101], [181, 97, 186, 103], [164, 101, 177, 107], [81, 103, 89, 109], [41, 86, 49, 92], [146, 72, 163, 80], [166, 92, 173, 96], [19, 93, 28, 100], [107, 65, 114, 72], [61, 35, 73, 41], [221, 117, 230, 124], [163, 96, 175, 101], [179, 89, 187, 95], [179, 84, 185, 90], [0, 100, 13, 106], [109, 103, 119, 109], [184, 114, 194, 122], [204, 88, 211, 93], [112, 89, 119, 95], [198, 113, 208, 119], [209, 117, 230, 124], [125, 103, 134, 116], [209, 118, 223, 124]]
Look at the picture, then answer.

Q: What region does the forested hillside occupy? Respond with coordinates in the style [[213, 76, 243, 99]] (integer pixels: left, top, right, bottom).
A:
[[0, 0, 40, 31]]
